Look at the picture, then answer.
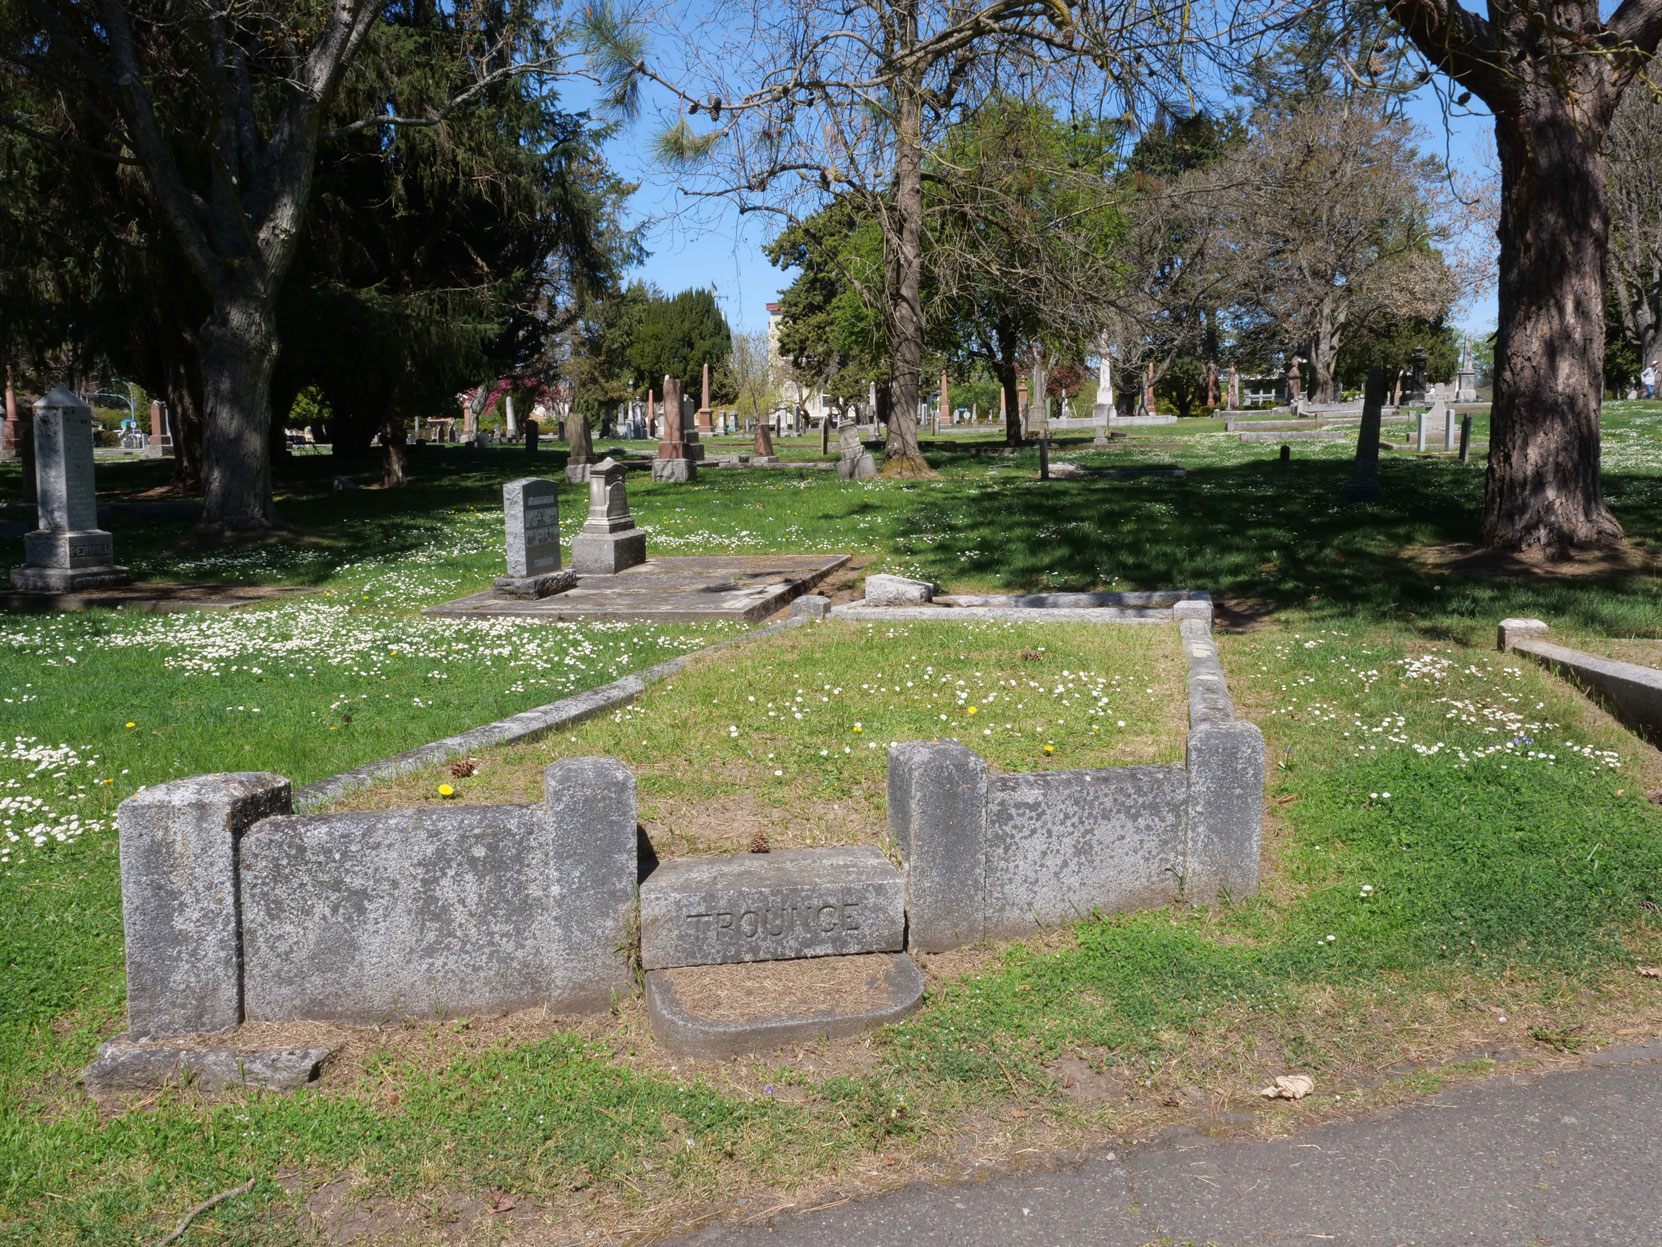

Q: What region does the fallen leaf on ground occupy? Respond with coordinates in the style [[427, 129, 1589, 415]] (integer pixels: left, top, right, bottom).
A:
[[1260, 1074, 1315, 1100], [1638, 966, 1662, 978]]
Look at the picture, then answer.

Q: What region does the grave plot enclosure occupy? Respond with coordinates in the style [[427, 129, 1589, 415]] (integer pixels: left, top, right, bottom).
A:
[[113, 597, 1262, 1057]]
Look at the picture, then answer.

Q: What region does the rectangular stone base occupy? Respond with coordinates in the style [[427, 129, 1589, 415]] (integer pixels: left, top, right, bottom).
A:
[[565, 462, 591, 484], [24, 527, 115, 568], [10, 563, 131, 592], [652, 458, 696, 483], [492, 570, 576, 600], [569, 528, 647, 574]]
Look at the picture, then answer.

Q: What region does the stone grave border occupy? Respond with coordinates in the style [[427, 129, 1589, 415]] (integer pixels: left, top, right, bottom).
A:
[[1498, 618, 1662, 742], [94, 588, 1261, 1089]]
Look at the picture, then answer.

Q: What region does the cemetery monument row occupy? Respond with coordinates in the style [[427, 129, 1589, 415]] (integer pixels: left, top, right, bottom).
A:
[[9, 387, 131, 592]]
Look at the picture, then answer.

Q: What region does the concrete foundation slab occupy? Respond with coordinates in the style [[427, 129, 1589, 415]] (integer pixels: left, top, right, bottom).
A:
[[424, 554, 850, 624]]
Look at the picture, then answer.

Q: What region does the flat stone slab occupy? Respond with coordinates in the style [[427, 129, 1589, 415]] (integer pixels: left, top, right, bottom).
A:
[[640, 846, 904, 970], [85, 1033, 331, 1096], [424, 554, 849, 624], [645, 952, 924, 1058], [0, 581, 320, 614]]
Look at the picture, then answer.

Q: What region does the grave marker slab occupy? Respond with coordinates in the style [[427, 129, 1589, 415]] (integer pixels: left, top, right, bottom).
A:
[[640, 847, 905, 970]]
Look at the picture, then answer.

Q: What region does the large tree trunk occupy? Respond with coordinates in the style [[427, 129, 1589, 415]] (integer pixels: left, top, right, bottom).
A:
[[1482, 98, 1624, 550], [879, 25, 932, 477], [998, 362, 1022, 446], [1309, 310, 1342, 404], [189, 288, 286, 541], [163, 333, 205, 492], [381, 415, 408, 487]]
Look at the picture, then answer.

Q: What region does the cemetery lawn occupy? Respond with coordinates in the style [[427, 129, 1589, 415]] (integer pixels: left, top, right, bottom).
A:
[[5, 407, 1662, 1242], [325, 619, 1192, 856]]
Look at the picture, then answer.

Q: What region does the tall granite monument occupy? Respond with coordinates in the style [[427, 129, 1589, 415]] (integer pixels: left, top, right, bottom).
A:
[[10, 387, 130, 591]]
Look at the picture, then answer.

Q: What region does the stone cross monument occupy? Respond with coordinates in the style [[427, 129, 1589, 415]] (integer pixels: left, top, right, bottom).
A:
[[10, 387, 131, 591]]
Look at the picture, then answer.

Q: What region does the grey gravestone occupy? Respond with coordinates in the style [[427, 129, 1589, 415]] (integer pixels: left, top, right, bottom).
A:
[[983, 766, 1185, 939], [864, 573, 934, 606], [10, 387, 131, 591], [651, 457, 696, 483], [570, 458, 647, 574], [790, 594, 832, 619], [493, 477, 572, 599], [639, 846, 905, 970]]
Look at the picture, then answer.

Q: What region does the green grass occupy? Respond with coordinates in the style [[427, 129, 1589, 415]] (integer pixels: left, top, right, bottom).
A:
[[330, 619, 1189, 856], [4, 406, 1662, 1242]]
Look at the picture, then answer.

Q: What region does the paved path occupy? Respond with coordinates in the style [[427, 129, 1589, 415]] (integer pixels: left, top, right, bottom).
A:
[[672, 1042, 1662, 1246]]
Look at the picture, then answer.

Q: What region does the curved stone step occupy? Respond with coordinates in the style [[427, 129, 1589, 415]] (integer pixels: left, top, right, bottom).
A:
[[645, 952, 924, 1058]]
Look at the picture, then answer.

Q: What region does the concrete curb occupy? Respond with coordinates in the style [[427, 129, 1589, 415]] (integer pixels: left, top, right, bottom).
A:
[[644, 953, 925, 1058], [293, 614, 811, 811], [1498, 617, 1662, 741]]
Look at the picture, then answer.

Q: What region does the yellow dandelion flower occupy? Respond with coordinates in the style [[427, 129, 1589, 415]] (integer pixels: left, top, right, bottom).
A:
[[438, 784, 455, 797], [124, 722, 136, 728]]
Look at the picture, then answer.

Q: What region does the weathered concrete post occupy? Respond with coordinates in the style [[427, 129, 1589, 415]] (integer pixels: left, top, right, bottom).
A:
[[119, 773, 292, 1036], [545, 757, 640, 1011], [888, 740, 988, 952]]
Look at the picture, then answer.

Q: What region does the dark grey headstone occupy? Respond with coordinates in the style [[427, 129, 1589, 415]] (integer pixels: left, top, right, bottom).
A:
[[503, 477, 561, 577]]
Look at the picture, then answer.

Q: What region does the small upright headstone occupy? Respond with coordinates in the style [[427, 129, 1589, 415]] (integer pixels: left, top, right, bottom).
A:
[[565, 408, 595, 484], [571, 458, 648, 574], [753, 418, 778, 463], [1459, 414, 1473, 462], [1421, 396, 1446, 453], [10, 387, 130, 591], [524, 419, 539, 454], [493, 478, 572, 599]]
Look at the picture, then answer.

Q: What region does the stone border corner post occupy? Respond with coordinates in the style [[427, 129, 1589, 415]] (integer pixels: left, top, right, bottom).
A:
[[118, 773, 292, 1038], [544, 757, 639, 1011], [887, 739, 988, 952]]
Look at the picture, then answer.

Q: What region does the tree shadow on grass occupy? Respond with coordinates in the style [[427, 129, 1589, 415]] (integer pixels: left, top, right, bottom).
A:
[[895, 453, 1662, 637]]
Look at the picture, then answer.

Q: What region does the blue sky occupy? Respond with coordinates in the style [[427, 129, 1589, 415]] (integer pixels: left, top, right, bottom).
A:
[[572, 63, 1502, 339]]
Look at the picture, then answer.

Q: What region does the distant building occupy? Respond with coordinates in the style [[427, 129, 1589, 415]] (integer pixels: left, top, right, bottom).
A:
[[766, 301, 827, 431]]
